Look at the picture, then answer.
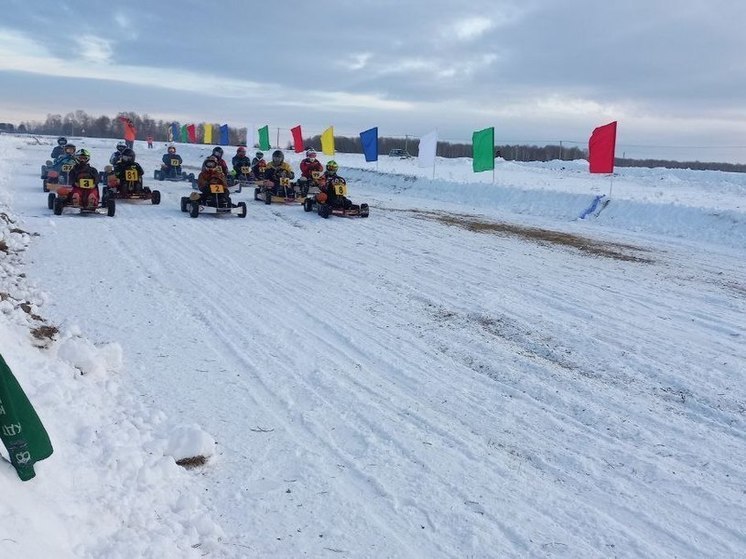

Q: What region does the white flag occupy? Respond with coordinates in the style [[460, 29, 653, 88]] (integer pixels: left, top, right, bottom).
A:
[[417, 130, 438, 168], [246, 124, 256, 149]]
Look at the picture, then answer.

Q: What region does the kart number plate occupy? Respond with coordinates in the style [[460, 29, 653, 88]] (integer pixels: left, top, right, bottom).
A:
[[62, 164, 73, 172], [171, 159, 180, 166], [333, 184, 347, 196], [240, 166, 250, 174], [209, 184, 225, 193], [311, 171, 322, 180], [78, 178, 95, 189], [280, 177, 290, 187], [125, 169, 139, 181]]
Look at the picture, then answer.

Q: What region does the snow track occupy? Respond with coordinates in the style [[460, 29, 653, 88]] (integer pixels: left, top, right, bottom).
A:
[[8, 137, 746, 558]]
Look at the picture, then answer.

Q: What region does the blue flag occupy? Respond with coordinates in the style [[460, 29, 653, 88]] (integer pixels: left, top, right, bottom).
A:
[[170, 123, 180, 143], [360, 127, 378, 162], [220, 124, 229, 145]]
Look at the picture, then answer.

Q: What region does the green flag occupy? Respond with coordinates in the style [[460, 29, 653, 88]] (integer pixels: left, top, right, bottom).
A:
[[180, 124, 188, 143], [0, 354, 53, 481], [472, 127, 495, 173], [258, 125, 271, 151]]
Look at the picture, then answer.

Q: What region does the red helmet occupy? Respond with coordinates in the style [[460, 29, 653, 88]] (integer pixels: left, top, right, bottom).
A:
[[237, 146, 247, 155]]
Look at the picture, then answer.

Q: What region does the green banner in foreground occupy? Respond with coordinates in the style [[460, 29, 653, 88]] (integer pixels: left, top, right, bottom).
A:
[[0, 354, 53, 481]]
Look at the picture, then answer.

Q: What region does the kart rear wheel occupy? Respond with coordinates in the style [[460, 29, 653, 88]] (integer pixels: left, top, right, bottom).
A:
[[318, 204, 330, 219], [180, 196, 189, 212], [237, 201, 247, 218], [189, 201, 199, 218], [107, 198, 116, 217], [53, 198, 64, 216], [151, 190, 161, 205], [47, 193, 56, 210], [254, 187, 260, 201], [264, 191, 272, 205], [43, 180, 48, 193], [303, 198, 313, 212], [360, 203, 370, 218]]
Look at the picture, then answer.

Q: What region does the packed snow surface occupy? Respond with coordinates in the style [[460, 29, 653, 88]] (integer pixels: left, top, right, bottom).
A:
[[0, 134, 744, 558]]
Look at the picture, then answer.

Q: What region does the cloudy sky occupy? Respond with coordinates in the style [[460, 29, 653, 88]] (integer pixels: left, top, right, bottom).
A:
[[2, 0, 745, 161]]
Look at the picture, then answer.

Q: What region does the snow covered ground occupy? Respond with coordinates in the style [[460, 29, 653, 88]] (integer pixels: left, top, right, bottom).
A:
[[1, 134, 744, 558]]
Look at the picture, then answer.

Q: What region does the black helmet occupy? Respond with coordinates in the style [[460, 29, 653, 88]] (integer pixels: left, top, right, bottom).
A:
[[204, 156, 218, 169], [255, 151, 264, 160], [57, 137, 67, 145], [64, 144, 76, 154], [121, 148, 135, 162], [271, 150, 284, 165], [212, 147, 223, 157], [116, 141, 127, 152]]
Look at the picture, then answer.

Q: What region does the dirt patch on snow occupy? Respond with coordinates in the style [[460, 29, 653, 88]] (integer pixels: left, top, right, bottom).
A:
[[406, 209, 654, 263]]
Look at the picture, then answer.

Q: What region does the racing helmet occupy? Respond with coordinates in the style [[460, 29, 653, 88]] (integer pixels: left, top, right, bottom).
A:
[[75, 149, 90, 163], [237, 146, 247, 155], [326, 160, 339, 173], [57, 137, 67, 146], [257, 160, 267, 169], [167, 145, 176, 154], [212, 147, 224, 158], [204, 156, 218, 169], [271, 150, 284, 165], [64, 144, 76, 155], [121, 148, 135, 162], [116, 141, 127, 152], [306, 149, 317, 160], [255, 151, 264, 160]]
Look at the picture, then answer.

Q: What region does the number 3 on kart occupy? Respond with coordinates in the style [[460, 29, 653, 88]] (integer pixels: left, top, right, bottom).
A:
[[78, 178, 95, 189]]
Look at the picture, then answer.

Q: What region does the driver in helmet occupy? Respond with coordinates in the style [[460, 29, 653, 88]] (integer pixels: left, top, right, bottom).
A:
[[320, 160, 352, 209], [251, 151, 265, 166], [196, 156, 228, 194], [299, 148, 324, 185], [203, 146, 229, 175], [68, 149, 100, 209], [114, 148, 145, 194], [51, 136, 68, 159], [109, 141, 128, 165], [264, 150, 295, 196], [231, 146, 253, 178], [161, 145, 183, 176]]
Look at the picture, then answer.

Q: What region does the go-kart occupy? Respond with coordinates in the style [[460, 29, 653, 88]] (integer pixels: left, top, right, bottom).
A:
[[101, 168, 161, 205], [253, 174, 302, 205], [180, 179, 247, 218], [43, 161, 75, 192], [303, 183, 369, 219], [49, 181, 115, 217], [154, 162, 195, 184], [228, 165, 255, 188]]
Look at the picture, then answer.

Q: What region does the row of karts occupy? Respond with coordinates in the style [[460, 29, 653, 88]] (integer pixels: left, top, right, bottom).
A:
[[42, 158, 369, 220]]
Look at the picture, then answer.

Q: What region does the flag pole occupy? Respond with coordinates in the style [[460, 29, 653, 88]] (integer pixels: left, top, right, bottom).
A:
[[609, 174, 614, 197]]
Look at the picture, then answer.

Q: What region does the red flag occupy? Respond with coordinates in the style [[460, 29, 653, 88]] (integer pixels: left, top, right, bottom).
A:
[[588, 121, 617, 173], [118, 116, 137, 142], [186, 124, 196, 143], [291, 125, 304, 153]]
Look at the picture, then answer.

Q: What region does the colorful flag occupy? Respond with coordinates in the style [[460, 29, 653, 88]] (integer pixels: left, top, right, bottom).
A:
[[118, 116, 136, 142], [417, 130, 438, 168], [258, 125, 271, 151], [589, 121, 617, 173], [180, 124, 188, 143], [0, 354, 54, 481], [220, 124, 229, 145], [472, 127, 495, 173], [246, 124, 256, 149], [359, 127, 378, 162], [203, 123, 213, 145], [291, 125, 304, 153], [167, 123, 175, 143], [186, 124, 196, 143], [321, 126, 335, 156]]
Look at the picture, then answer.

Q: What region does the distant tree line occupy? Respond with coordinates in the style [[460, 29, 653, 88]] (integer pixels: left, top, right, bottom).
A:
[[10, 110, 746, 173], [16, 110, 246, 146]]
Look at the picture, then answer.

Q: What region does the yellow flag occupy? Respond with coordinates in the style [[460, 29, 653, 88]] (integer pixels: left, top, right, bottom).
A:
[[203, 123, 213, 144], [321, 126, 335, 156]]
